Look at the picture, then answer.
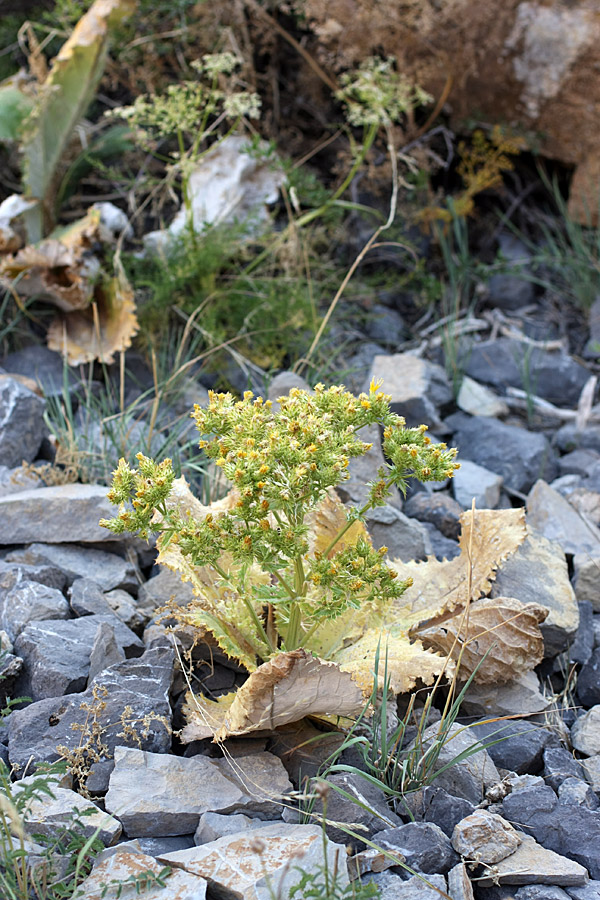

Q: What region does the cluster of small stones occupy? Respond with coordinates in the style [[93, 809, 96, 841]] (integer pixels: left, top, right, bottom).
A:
[[2, 275, 600, 900]]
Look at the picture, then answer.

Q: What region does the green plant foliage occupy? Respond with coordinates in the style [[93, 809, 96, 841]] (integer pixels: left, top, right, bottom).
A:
[[101, 381, 458, 667], [0, 84, 34, 142]]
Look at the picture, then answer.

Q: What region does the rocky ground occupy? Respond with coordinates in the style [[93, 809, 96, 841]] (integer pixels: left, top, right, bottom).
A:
[[2, 281, 600, 899]]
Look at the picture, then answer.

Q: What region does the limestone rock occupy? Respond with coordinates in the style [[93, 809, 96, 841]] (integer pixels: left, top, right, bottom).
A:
[[7, 646, 174, 778], [476, 835, 588, 886], [447, 862, 475, 900], [368, 353, 453, 428], [16, 786, 122, 845], [194, 813, 277, 845], [452, 459, 503, 510], [158, 823, 349, 900], [13, 615, 143, 700], [581, 756, 600, 792], [371, 822, 459, 874], [491, 530, 578, 656], [105, 747, 292, 837], [527, 480, 600, 556], [0, 374, 45, 469], [452, 416, 557, 494], [366, 504, 432, 561], [452, 810, 522, 864], [457, 376, 508, 418], [75, 848, 207, 900], [459, 670, 549, 718], [571, 706, 600, 757], [573, 555, 600, 612], [362, 871, 448, 900], [6, 543, 138, 592], [0, 580, 69, 642], [0, 484, 121, 544]]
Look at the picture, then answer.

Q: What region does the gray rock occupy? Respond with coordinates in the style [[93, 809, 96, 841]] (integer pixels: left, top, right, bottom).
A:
[[136, 835, 196, 856], [544, 748, 586, 792], [0, 464, 42, 497], [459, 671, 549, 718], [0, 485, 122, 545], [105, 748, 292, 836], [69, 578, 114, 617], [137, 567, 195, 615], [400, 786, 475, 838], [447, 862, 475, 900], [581, 755, 600, 792], [501, 783, 600, 878], [0, 580, 69, 642], [371, 822, 459, 874], [368, 353, 453, 428], [0, 374, 45, 469], [0, 345, 79, 398], [558, 777, 599, 810], [104, 589, 145, 631], [559, 450, 600, 478], [403, 492, 462, 539], [487, 233, 535, 311], [571, 706, 600, 756], [573, 555, 600, 611], [14, 785, 122, 845], [75, 848, 207, 900], [404, 722, 500, 804], [366, 304, 406, 346], [88, 621, 126, 681], [457, 375, 509, 418], [7, 646, 173, 778], [490, 531, 578, 657], [318, 772, 401, 850], [515, 888, 571, 900], [476, 834, 588, 887], [452, 810, 521, 864], [158, 823, 349, 900], [363, 871, 448, 900], [452, 458, 503, 509], [452, 416, 557, 494], [471, 720, 553, 776], [527, 480, 600, 556], [552, 474, 584, 497], [570, 601, 596, 666], [194, 812, 278, 845], [6, 543, 138, 592], [566, 883, 600, 900], [465, 338, 590, 407], [366, 504, 432, 561], [556, 425, 600, 454], [346, 341, 388, 395], [14, 615, 143, 700], [420, 522, 461, 560], [577, 647, 600, 707], [0, 560, 67, 593]]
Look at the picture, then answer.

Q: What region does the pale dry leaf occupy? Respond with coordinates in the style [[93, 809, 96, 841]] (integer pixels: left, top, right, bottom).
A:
[[181, 649, 365, 742], [331, 625, 452, 695], [419, 596, 548, 684], [390, 507, 527, 631], [306, 488, 371, 557]]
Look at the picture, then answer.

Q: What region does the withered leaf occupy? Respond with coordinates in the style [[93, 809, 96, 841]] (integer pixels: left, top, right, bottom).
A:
[[181, 649, 365, 742], [419, 596, 548, 684]]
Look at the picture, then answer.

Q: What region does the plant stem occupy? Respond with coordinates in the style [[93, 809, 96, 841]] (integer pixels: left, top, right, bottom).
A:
[[212, 561, 275, 655]]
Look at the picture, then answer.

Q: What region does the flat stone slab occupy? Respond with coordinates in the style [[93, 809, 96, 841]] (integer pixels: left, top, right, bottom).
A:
[[16, 786, 122, 846], [0, 484, 120, 544], [527, 480, 600, 556], [74, 848, 207, 900], [6, 543, 138, 592], [452, 810, 521, 865], [158, 823, 349, 900], [477, 835, 589, 886], [105, 747, 292, 836]]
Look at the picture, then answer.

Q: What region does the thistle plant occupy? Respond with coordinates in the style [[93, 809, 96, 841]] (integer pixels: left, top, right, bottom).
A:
[[101, 381, 458, 670]]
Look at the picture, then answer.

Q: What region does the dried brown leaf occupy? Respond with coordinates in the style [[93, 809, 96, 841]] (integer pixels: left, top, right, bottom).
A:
[[390, 507, 527, 630], [419, 596, 548, 683], [181, 649, 365, 742]]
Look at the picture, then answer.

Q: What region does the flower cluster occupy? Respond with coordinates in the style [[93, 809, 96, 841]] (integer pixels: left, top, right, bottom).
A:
[[100, 453, 175, 539], [336, 56, 432, 127]]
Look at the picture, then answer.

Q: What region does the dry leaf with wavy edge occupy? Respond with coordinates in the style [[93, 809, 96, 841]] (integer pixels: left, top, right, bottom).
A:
[[306, 489, 370, 556], [390, 507, 527, 631], [418, 596, 548, 684], [331, 624, 452, 696], [181, 649, 365, 742]]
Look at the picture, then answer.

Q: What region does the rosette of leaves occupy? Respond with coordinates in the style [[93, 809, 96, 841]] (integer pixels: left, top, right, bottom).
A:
[[101, 382, 544, 740]]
